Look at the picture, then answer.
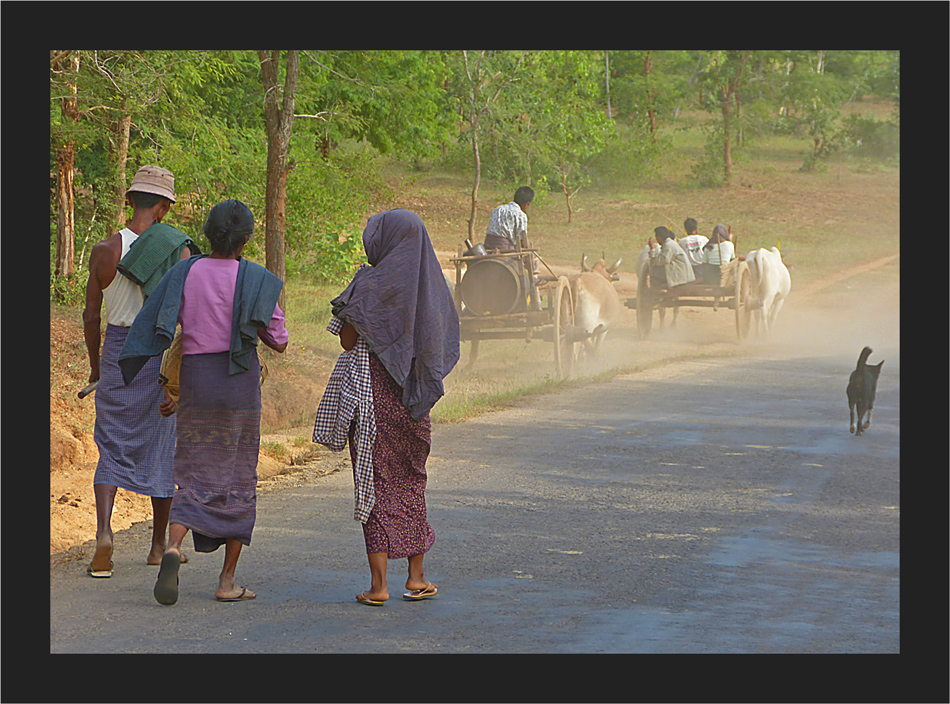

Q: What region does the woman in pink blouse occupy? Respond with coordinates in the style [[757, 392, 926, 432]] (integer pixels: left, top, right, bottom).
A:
[[151, 200, 288, 605]]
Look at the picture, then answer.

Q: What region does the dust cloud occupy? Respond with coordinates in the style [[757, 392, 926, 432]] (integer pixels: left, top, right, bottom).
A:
[[438, 254, 899, 422], [757, 258, 900, 370], [572, 255, 900, 382]]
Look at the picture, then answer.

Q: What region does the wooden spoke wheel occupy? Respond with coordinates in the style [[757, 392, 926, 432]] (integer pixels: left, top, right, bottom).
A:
[[553, 276, 576, 379], [636, 263, 655, 339]]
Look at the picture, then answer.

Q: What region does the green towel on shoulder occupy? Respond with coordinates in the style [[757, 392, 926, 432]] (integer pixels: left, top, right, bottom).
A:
[[117, 222, 200, 298]]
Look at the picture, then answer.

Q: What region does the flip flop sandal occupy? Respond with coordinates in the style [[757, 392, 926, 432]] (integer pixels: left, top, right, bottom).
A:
[[216, 587, 256, 603], [153, 552, 181, 605], [403, 583, 438, 601], [356, 592, 386, 607], [86, 562, 114, 579]]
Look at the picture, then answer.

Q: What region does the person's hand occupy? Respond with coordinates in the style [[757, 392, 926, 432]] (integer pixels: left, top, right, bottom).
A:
[[648, 237, 657, 249], [159, 388, 177, 417]]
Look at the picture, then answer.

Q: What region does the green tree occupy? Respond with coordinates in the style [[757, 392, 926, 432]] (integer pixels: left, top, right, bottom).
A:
[[445, 50, 530, 238], [777, 51, 848, 170], [698, 50, 754, 182], [50, 51, 81, 280], [287, 51, 452, 165], [136, 50, 256, 230], [444, 50, 615, 228], [514, 51, 613, 222], [606, 50, 697, 132]]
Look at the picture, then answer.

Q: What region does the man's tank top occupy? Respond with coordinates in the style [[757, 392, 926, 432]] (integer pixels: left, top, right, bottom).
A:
[[102, 229, 144, 327]]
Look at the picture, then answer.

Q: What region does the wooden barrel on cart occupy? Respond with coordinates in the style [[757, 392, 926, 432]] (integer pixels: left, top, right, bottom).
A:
[[459, 257, 526, 316]]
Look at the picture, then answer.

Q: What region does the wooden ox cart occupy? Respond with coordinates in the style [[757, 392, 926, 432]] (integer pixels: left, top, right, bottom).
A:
[[625, 257, 755, 340], [450, 241, 585, 378]]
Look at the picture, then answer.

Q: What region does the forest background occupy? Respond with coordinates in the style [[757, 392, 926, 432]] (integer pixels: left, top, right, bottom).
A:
[[50, 49, 899, 300]]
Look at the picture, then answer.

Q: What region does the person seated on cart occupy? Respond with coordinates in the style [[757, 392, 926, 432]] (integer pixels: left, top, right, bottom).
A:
[[701, 223, 736, 285], [647, 226, 695, 289], [483, 186, 534, 253], [680, 217, 708, 281]]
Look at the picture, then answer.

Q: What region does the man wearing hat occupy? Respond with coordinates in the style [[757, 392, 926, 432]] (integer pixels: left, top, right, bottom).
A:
[[82, 165, 194, 578]]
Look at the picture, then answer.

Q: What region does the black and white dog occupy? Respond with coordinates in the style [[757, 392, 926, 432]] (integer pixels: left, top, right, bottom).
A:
[[847, 346, 884, 436]]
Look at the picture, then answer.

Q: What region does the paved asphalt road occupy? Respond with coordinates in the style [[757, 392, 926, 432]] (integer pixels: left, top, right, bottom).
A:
[[50, 346, 900, 658]]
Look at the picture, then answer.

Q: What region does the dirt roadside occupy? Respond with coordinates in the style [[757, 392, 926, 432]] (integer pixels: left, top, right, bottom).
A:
[[49, 253, 898, 561]]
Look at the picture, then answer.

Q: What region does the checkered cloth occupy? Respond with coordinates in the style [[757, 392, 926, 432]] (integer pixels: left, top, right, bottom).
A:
[[312, 316, 377, 523]]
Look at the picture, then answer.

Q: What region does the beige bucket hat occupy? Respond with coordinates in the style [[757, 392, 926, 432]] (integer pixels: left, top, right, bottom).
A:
[[126, 164, 176, 203]]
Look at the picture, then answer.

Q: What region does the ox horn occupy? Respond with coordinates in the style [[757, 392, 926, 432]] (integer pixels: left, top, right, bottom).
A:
[[580, 254, 590, 272], [607, 257, 623, 275]]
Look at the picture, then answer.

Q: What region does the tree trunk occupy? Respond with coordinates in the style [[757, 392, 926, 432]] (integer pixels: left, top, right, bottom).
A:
[[55, 145, 76, 279], [112, 112, 132, 230], [460, 50, 489, 241], [54, 52, 80, 280], [467, 128, 481, 240], [720, 51, 754, 182], [645, 51, 658, 143], [264, 144, 287, 306], [735, 91, 743, 147], [721, 95, 734, 180], [560, 163, 574, 224], [258, 50, 299, 310], [277, 159, 295, 248]]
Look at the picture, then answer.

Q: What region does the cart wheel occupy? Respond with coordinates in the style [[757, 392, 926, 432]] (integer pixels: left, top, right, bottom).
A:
[[735, 261, 753, 340], [553, 276, 575, 379], [636, 263, 654, 339]]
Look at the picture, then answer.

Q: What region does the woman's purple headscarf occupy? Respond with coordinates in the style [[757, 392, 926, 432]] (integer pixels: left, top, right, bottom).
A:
[[331, 209, 460, 420]]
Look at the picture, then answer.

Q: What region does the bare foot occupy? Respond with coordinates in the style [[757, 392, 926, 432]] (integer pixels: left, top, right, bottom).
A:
[[215, 586, 256, 602], [405, 578, 436, 593], [148, 547, 188, 566], [403, 581, 438, 600], [356, 590, 388, 606], [90, 533, 113, 573]]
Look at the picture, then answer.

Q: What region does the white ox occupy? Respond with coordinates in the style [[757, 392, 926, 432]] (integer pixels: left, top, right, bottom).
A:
[[745, 247, 791, 334], [572, 255, 622, 356]]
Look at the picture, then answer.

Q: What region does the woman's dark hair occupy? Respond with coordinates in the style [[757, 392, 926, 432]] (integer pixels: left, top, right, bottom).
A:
[[514, 186, 534, 206], [654, 226, 673, 243], [204, 200, 254, 256]]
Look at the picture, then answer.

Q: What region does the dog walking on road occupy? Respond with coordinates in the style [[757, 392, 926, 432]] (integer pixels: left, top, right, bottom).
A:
[[847, 346, 884, 436]]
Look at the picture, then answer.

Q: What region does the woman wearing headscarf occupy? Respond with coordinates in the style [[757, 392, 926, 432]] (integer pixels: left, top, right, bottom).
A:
[[120, 200, 288, 605], [313, 209, 460, 606], [702, 223, 736, 284]]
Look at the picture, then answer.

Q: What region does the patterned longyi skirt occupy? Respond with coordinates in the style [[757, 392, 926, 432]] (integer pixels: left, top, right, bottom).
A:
[[351, 353, 435, 559], [94, 324, 176, 497], [170, 352, 261, 552]]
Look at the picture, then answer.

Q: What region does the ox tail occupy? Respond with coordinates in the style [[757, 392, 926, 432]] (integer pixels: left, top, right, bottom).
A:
[[855, 346, 873, 370]]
